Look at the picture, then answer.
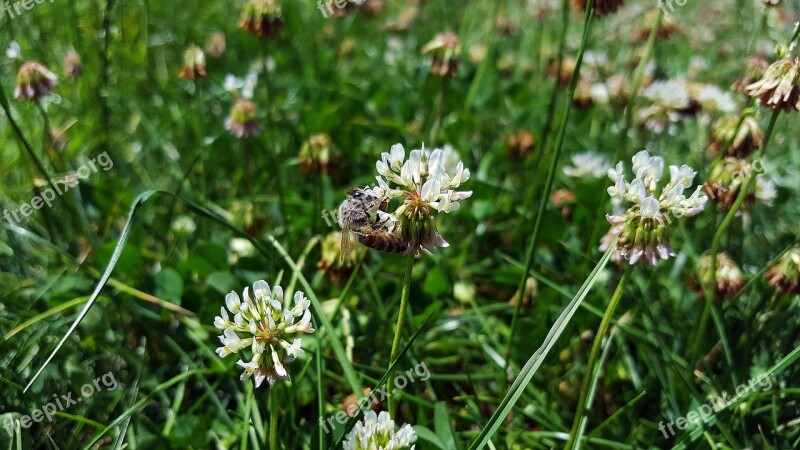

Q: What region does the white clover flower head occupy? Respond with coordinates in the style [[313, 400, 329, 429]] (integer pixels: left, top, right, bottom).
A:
[[343, 410, 417, 450], [643, 80, 691, 110], [214, 281, 315, 388], [600, 150, 707, 266], [693, 84, 737, 114], [371, 143, 472, 254], [6, 41, 21, 60], [563, 151, 611, 178]]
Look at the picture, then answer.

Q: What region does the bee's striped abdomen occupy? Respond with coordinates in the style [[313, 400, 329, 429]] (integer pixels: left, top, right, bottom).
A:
[[356, 231, 408, 254]]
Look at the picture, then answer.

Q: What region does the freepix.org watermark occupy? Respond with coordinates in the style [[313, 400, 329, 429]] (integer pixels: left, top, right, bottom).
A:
[[2, 151, 113, 226], [658, 373, 773, 438], [3, 0, 54, 19], [3, 371, 119, 436], [318, 361, 430, 434]]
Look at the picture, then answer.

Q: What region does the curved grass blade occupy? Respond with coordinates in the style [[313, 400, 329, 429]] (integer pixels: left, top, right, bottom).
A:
[[467, 242, 616, 450], [24, 190, 363, 399], [24, 191, 157, 392]]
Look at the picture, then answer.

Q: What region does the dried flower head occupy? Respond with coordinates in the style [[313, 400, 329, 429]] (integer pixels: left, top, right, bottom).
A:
[[732, 56, 769, 95], [504, 130, 535, 160], [371, 144, 472, 254], [14, 61, 57, 101], [205, 32, 227, 58], [317, 231, 365, 282], [63, 50, 83, 78], [745, 57, 800, 111], [240, 0, 283, 39], [687, 252, 745, 301], [600, 150, 707, 266], [707, 115, 764, 159], [422, 32, 461, 77], [570, 0, 625, 16], [225, 98, 261, 139], [214, 280, 315, 388], [703, 157, 773, 210], [764, 245, 800, 295], [179, 45, 207, 80], [300, 133, 340, 174], [343, 410, 416, 450]]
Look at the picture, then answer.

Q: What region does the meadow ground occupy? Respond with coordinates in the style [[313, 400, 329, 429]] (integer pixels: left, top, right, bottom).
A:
[[1, 0, 800, 449]]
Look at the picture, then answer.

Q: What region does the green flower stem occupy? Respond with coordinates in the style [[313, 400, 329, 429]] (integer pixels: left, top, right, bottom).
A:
[[269, 387, 279, 449], [388, 252, 416, 417], [565, 269, 630, 450], [692, 109, 780, 362], [505, 0, 595, 366], [618, 7, 663, 158], [429, 76, 450, 147]]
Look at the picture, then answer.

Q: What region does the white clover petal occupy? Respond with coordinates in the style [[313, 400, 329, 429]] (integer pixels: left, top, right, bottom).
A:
[[225, 291, 241, 313]]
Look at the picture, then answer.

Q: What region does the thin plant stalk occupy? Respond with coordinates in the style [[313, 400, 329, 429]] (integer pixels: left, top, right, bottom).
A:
[[388, 252, 416, 416], [692, 109, 780, 361], [565, 270, 630, 450], [269, 388, 279, 449], [262, 47, 289, 232], [618, 8, 663, 158], [505, 0, 596, 365], [429, 77, 450, 147]]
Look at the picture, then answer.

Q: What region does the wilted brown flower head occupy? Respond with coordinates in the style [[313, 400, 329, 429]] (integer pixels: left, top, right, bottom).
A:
[[634, 10, 679, 42], [707, 115, 764, 159], [63, 50, 83, 78], [764, 245, 800, 295], [504, 131, 535, 160], [299, 133, 340, 174], [422, 32, 461, 77], [571, 0, 625, 16], [240, 0, 283, 39], [14, 61, 57, 101], [179, 45, 207, 80], [732, 57, 770, 95], [205, 32, 226, 58], [687, 252, 745, 301], [225, 98, 261, 139], [342, 388, 382, 417], [745, 57, 800, 111], [703, 157, 775, 210]]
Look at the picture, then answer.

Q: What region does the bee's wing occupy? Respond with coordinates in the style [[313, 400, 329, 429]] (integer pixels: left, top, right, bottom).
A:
[[340, 217, 352, 261]]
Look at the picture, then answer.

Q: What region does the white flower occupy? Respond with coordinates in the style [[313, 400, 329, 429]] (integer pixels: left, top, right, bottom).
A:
[[600, 150, 707, 266], [563, 152, 611, 178], [6, 41, 20, 60], [214, 280, 315, 388], [693, 84, 737, 113], [369, 143, 472, 254], [643, 80, 691, 110], [343, 411, 417, 450]]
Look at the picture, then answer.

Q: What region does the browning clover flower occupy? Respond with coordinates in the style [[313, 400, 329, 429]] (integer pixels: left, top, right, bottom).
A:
[[240, 0, 283, 39], [370, 144, 471, 254], [343, 410, 417, 450], [600, 150, 707, 266], [745, 57, 800, 111], [225, 98, 261, 139], [764, 245, 800, 295], [688, 252, 745, 301], [571, 0, 625, 16], [707, 115, 764, 159], [703, 157, 774, 210], [63, 50, 83, 78], [299, 133, 340, 174], [178, 45, 207, 80], [421, 32, 461, 77], [214, 280, 315, 388], [14, 61, 57, 101], [317, 231, 365, 282]]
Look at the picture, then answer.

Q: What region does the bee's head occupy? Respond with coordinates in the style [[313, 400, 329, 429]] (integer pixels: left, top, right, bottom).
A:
[[348, 186, 376, 201]]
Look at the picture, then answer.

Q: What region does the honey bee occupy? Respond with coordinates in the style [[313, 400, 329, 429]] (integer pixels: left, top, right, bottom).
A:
[[337, 187, 408, 258]]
